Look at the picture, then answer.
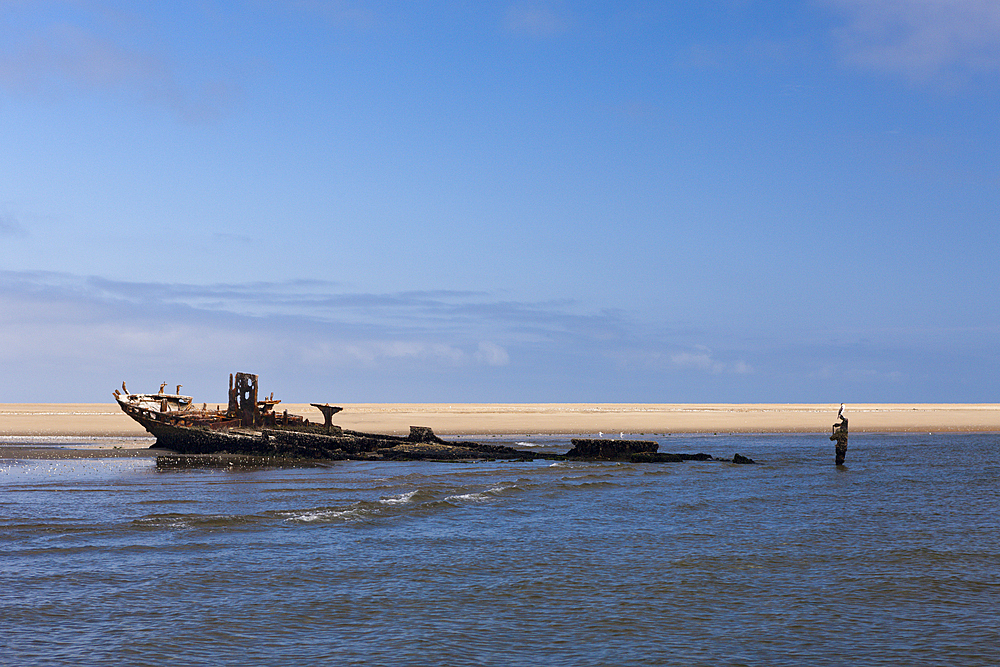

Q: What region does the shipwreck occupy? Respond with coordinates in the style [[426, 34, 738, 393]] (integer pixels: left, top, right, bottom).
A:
[[115, 372, 535, 461], [115, 372, 750, 464]]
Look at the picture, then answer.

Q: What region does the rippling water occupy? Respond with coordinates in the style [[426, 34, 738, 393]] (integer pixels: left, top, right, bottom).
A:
[[2, 434, 998, 665]]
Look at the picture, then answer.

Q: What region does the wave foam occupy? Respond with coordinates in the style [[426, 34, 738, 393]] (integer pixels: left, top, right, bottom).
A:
[[446, 482, 517, 503], [379, 490, 417, 505], [288, 507, 367, 523], [446, 491, 490, 502]]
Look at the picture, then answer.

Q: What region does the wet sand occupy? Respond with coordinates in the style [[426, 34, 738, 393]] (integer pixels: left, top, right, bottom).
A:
[[3, 402, 999, 441]]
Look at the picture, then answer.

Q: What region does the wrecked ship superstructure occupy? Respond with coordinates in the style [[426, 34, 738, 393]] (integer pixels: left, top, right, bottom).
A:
[[114, 372, 533, 460]]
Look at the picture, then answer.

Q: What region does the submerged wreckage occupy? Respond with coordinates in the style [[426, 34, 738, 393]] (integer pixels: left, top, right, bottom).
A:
[[115, 372, 753, 464]]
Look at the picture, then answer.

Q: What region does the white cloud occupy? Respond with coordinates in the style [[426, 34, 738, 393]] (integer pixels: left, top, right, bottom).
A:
[[670, 347, 753, 375], [344, 341, 467, 364], [607, 346, 753, 376], [670, 350, 722, 373], [475, 341, 510, 366], [826, 0, 1000, 79], [306, 340, 509, 368], [731, 360, 754, 375]]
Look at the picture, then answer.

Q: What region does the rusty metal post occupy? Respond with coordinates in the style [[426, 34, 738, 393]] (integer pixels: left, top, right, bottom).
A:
[[234, 372, 259, 427], [310, 403, 343, 434]]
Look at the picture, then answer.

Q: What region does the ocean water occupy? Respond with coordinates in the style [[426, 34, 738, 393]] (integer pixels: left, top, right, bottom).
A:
[[2, 433, 998, 666]]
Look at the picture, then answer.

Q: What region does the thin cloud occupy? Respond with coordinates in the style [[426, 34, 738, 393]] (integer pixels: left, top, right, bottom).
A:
[[285, 0, 379, 30], [0, 4, 236, 120], [504, 3, 568, 38], [815, 364, 905, 383], [2, 270, 994, 402], [0, 212, 27, 237], [605, 345, 753, 377], [670, 347, 753, 375], [475, 341, 510, 366], [211, 232, 253, 246], [341, 341, 468, 365], [0, 270, 600, 374], [825, 0, 1000, 80], [4, 23, 167, 91], [673, 38, 793, 72]]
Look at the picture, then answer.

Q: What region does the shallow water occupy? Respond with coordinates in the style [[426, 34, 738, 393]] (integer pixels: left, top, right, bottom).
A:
[[2, 434, 998, 665]]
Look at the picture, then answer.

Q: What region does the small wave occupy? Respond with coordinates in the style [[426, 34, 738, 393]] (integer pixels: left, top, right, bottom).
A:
[[446, 482, 517, 503], [446, 491, 490, 502], [379, 490, 417, 505], [132, 515, 196, 529], [274, 503, 375, 523], [292, 507, 367, 523], [278, 492, 434, 523], [132, 513, 258, 529]]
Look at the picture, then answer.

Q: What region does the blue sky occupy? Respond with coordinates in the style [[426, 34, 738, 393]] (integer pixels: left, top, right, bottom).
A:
[[1, 1, 998, 403]]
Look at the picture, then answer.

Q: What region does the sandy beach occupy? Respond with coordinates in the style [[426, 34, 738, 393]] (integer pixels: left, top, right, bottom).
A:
[[3, 402, 999, 440]]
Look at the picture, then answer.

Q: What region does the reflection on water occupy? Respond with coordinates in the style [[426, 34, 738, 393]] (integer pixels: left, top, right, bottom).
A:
[[2, 434, 999, 665]]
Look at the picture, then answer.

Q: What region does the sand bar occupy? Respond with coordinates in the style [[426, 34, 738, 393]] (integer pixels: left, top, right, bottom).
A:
[[2, 403, 1000, 440]]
